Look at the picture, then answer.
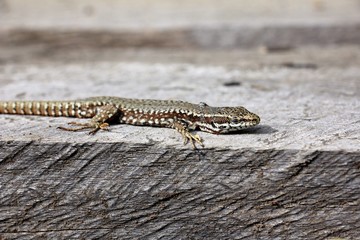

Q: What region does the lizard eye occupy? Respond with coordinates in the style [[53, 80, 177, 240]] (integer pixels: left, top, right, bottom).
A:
[[231, 119, 239, 124]]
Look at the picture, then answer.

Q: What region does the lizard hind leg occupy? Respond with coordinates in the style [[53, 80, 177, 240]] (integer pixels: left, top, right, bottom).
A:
[[58, 105, 121, 135]]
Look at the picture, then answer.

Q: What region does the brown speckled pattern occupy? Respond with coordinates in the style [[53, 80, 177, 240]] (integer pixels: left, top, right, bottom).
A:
[[0, 96, 260, 147]]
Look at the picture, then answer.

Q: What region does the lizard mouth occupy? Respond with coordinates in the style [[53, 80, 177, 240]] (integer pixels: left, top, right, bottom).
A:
[[245, 119, 260, 127], [199, 119, 259, 134], [229, 120, 259, 131]]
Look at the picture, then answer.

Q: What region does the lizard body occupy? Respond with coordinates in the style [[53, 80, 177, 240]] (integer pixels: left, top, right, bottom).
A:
[[0, 96, 260, 148]]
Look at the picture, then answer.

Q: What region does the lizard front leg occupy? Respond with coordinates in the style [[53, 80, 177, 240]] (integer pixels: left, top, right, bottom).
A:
[[58, 105, 121, 135], [169, 121, 204, 149]]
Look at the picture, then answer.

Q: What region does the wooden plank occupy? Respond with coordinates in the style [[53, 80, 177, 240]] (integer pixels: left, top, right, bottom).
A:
[[0, 142, 359, 239], [0, 45, 359, 239]]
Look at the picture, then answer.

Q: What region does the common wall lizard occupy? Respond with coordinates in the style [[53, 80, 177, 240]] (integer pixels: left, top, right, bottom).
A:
[[0, 96, 260, 148]]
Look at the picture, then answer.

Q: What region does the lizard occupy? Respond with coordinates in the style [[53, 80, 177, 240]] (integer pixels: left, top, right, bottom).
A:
[[0, 96, 260, 148]]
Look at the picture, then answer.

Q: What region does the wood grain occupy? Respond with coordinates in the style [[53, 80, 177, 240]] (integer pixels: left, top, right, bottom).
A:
[[0, 142, 359, 239]]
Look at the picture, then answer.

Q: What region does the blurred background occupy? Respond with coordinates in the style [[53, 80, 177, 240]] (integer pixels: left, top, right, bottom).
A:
[[1, 0, 359, 60], [0, 0, 359, 103]]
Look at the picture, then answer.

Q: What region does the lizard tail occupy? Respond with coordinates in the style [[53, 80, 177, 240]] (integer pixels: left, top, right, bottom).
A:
[[0, 100, 83, 117]]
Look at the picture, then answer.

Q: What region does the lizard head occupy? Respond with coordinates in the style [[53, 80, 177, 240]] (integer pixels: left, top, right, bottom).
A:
[[197, 105, 260, 134]]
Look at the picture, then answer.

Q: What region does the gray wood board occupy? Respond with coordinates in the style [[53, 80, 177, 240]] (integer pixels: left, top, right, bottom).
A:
[[0, 142, 359, 239], [2, 24, 360, 49], [1, 1, 360, 49], [0, 47, 359, 239]]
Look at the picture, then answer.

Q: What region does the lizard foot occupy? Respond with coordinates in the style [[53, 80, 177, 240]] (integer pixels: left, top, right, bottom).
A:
[[58, 122, 109, 135], [181, 131, 204, 149], [170, 121, 204, 149]]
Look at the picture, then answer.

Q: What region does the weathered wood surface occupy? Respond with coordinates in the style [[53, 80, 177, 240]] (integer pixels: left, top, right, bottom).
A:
[[0, 46, 359, 239], [0, 143, 359, 239], [1, 0, 360, 49], [2, 23, 360, 50], [1, 1, 360, 239]]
